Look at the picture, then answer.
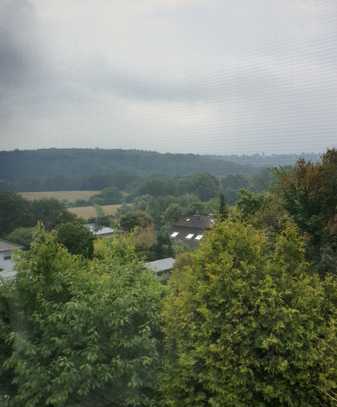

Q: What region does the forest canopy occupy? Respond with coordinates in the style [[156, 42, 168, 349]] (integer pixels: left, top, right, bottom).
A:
[[0, 148, 317, 192], [1, 149, 336, 406]]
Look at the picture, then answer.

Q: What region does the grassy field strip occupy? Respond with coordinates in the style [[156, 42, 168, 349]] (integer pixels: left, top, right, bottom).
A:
[[19, 191, 98, 203], [68, 205, 121, 220]]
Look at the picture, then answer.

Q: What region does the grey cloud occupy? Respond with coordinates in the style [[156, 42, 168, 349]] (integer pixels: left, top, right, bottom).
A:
[[1, 0, 337, 153], [85, 65, 208, 103], [0, 0, 39, 87]]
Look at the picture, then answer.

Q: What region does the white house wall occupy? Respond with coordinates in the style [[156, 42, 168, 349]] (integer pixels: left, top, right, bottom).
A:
[[0, 250, 15, 273]]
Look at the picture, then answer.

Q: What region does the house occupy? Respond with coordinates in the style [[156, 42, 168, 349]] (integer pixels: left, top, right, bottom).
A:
[[145, 257, 176, 280], [0, 240, 22, 281], [169, 214, 215, 248], [86, 224, 114, 238]]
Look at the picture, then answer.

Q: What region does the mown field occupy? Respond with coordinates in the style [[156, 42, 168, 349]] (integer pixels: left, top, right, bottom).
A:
[[20, 191, 98, 203], [68, 205, 121, 220]]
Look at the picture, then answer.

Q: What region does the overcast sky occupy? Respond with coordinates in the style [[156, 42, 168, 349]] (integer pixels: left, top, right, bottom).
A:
[[0, 0, 337, 154]]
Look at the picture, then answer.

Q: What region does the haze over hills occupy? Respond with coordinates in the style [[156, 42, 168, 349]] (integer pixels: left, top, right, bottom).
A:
[[0, 148, 319, 192], [0, 148, 253, 178], [1, 0, 337, 404], [215, 153, 320, 168]]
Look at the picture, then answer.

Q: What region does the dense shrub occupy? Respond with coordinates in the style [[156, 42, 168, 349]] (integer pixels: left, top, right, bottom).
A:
[[162, 220, 337, 406]]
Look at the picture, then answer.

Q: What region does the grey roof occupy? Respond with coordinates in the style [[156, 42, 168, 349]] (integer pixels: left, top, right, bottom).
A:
[[86, 224, 114, 236], [145, 257, 176, 274], [0, 240, 22, 253], [173, 215, 215, 230]]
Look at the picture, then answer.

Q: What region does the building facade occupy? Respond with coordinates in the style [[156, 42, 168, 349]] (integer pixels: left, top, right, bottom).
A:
[[0, 240, 21, 280]]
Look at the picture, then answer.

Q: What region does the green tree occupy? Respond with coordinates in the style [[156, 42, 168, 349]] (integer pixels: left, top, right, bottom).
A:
[[94, 204, 105, 228], [221, 174, 250, 204], [161, 220, 337, 406], [150, 227, 174, 260], [56, 222, 94, 258], [0, 192, 34, 237], [5, 228, 163, 406], [0, 281, 16, 404], [131, 225, 157, 259], [277, 149, 337, 273], [250, 193, 289, 238], [237, 189, 265, 219], [163, 203, 183, 224], [132, 193, 213, 228], [250, 167, 275, 193], [178, 173, 219, 201], [31, 198, 76, 230], [218, 193, 228, 221], [119, 210, 153, 232], [136, 177, 177, 197], [6, 227, 35, 249], [92, 187, 123, 205]]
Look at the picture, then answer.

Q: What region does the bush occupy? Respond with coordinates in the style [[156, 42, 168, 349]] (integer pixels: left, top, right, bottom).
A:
[[91, 187, 123, 205], [56, 222, 94, 258], [161, 220, 337, 406], [7, 227, 35, 249], [4, 228, 164, 406]]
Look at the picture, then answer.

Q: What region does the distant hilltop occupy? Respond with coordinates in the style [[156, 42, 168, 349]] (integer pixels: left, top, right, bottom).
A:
[[0, 148, 319, 192], [209, 152, 320, 167]]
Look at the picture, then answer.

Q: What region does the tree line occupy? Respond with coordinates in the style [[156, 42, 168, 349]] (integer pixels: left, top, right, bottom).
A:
[[1, 150, 337, 406], [0, 148, 257, 192], [0, 148, 307, 193], [0, 194, 95, 259], [65, 170, 274, 209]]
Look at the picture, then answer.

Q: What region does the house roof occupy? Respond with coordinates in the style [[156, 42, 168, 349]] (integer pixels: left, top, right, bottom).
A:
[[169, 215, 214, 248], [173, 215, 215, 230], [94, 227, 114, 236], [169, 227, 205, 248], [145, 257, 176, 274], [0, 240, 22, 253], [86, 224, 114, 236]]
